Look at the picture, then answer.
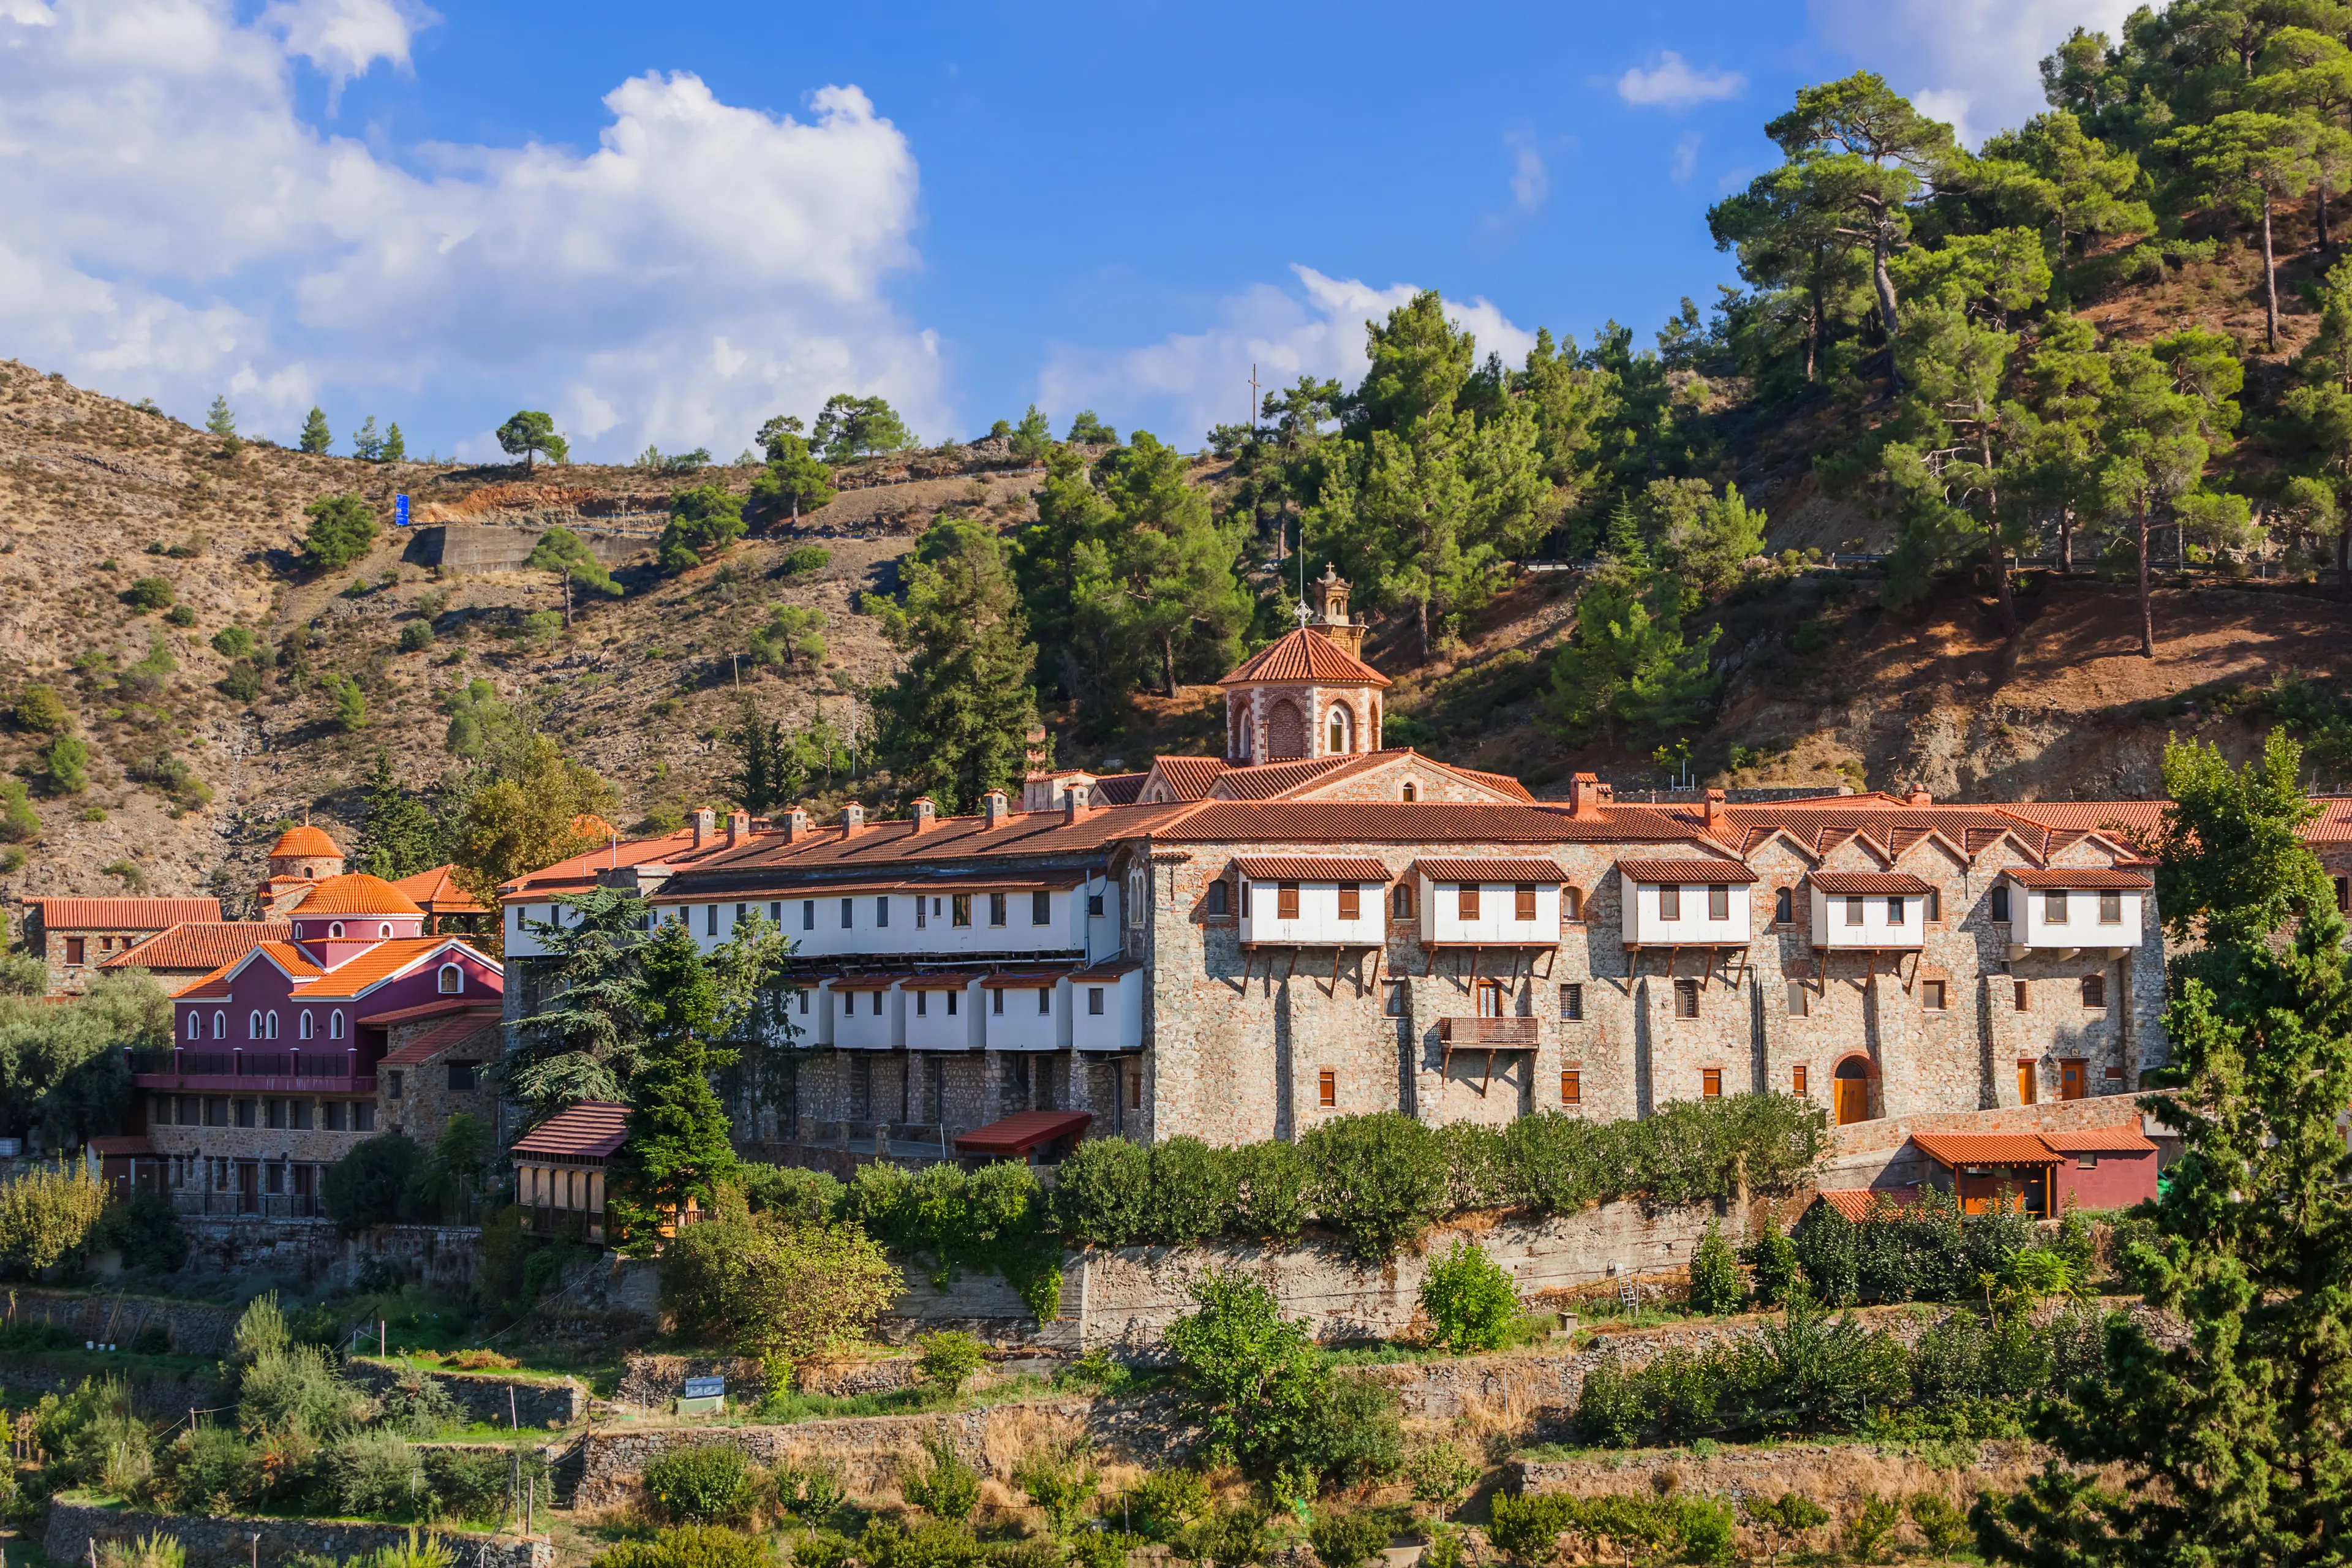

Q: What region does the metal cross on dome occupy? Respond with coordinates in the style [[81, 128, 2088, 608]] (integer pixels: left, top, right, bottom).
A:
[[1292, 600, 1313, 629]]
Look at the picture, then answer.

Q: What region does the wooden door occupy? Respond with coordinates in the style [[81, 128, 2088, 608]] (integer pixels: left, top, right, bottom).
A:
[[1834, 1077, 1869, 1125], [2018, 1062, 2038, 1105], [2060, 1060, 2086, 1101]]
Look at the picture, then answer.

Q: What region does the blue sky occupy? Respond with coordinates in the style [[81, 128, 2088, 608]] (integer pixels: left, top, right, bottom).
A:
[[0, 0, 2133, 462]]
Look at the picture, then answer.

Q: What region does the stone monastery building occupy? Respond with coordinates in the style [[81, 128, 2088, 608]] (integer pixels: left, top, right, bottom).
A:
[[499, 573, 2236, 1164]]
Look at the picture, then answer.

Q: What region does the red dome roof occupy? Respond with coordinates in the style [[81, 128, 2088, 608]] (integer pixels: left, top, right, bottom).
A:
[[290, 872, 424, 918], [270, 825, 342, 860]]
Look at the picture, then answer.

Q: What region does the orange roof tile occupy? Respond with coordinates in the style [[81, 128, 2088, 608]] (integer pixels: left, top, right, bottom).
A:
[[1233, 856, 1391, 881], [1090, 773, 1148, 805], [292, 873, 426, 918], [379, 1015, 500, 1067], [1209, 755, 1371, 799], [102, 921, 288, 972], [2039, 1125, 2159, 1154], [512, 1101, 629, 1159], [1616, 859, 1761, 884], [977, 967, 1074, 989], [500, 828, 702, 895], [268, 825, 342, 859], [1160, 802, 1696, 843], [2004, 867, 2153, 889], [1814, 1188, 1921, 1223], [1218, 627, 1392, 688], [27, 897, 220, 930], [1811, 872, 1937, 894], [292, 938, 494, 1000], [357, 998, 497, 1027], [899, 973, 977, 990], [1910, 1132, 2064, 1166], [172, 940, 323, 1000], [1145, 757, 1232, 801], [955, 1109, 1091, 1155], [390, 865, 485, 914], [1418, 857, 1578, 882], [826, 973, 911, 992]]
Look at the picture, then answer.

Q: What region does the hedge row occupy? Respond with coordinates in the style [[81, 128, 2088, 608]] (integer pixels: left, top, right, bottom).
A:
[[1793, 1185, 2100, 1306]]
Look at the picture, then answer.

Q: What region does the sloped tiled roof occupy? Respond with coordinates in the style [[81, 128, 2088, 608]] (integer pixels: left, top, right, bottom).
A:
[[954, 1109, 1091, 1156], [293, 938, 493, 1000], [268, 825, 342, 859], [511, 1101, 629, 1160], [1417, 858, 1578, 882], [977, 967, 1076, 989], [390, 865, 484, 914], [1811, 872, 1937, 894], [1144, 756, 1231, 801], [503, 827, 702, 896], [1089, 773, 1149, 805], [2040, 1124, 2159, 1153], [172, 940, 325, 999], [292, 873, 425, 918], [1814, 1188, 1921, 1223], [1209, 755, 1370, 799], [1616, 859, 1761, 884], [1233, 857, 1392, 881], [1160, 802, 1697, 844], [826, 973, 911, 992], [1998, 801, 2167, 836], [2004, 867, 2152, 889], [1072, 958, 1144, 979], [1442, 765, 1539, 804], [899, 973, 976, 990], [356, 998, 489, 1027], [379, 1014, 500, 1067], [1218, 627, 1392, 688], [102, 922, 284, 971], [1910, 1132, 2064, 1166], [28, 897, 219, 930]]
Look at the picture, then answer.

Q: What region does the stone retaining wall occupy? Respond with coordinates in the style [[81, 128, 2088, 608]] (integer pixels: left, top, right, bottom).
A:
[[346, 1360, 587, 1430], [0, 1359, 227, 1414], [44, 1499, 549, 1568], [1509, 1442, 2047, 1534], [7, 1287, 243, 1355]]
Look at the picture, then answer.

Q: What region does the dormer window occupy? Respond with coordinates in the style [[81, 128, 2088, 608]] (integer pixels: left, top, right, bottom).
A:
[[329, 922, 345, 939], [379, 924, 393, 938], [438, 964, 463, 995], [1400, 782, 1417, 802]]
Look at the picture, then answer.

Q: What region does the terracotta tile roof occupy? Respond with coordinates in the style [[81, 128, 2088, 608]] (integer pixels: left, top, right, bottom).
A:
[[356, 998, 494, 1027], [826, 973, 911, 992], [899, 973, 976, 990], [1417, 857, 1578, 882], [1814, 1187, 1921, 1223], [88, 1136, 157, 1158], [1218, 628, 1391, 688], [1209, 755, 1371, 799], [1811, 872, 1937, 895], [955, 1109, 1092, 1156], [379, 1015, 500, 1067], [291, 873, 425, 918], [1615, 859, 1762, 884], [2040, 1124, 2160, 1153], [661, 803, 1195, 890], [2309, 797, 2352, 842], [1234, 856, 1392, 881], [27, 897, 220, 930], [1072, 958, 1144, 979], [977, 967, 1075, 989], [173, 940, 323, 1000], [1443, 765, 1538, 804], [390, 865, 485, 914], [1160, 802, 1697, 843], [1144, 756, 1232, 801], [102, 921, 288, 971], [293, 938, 494, 1000], [502, 828, 701, 895], [1999, 801, 2168, 835], [1090, 773, 1148, 805], [268, 826, 342, 859], [1910, 1132, 2063, 1166], [686, 869, 1092, 900], [511, 1101, 628, 1160], [2004, 867, 2153, 889]]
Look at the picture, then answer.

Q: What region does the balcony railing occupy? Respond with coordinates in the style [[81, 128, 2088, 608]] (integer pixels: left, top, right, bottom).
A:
[[129, 1046, 368, 1088], [1436, 1016, 1541, 1046]]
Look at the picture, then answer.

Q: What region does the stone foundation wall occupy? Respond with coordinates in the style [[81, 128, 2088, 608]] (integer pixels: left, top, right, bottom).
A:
[[0, 1360, 227, 1414], [44, 1499, 549, 1568], [6, 1288, 244, 1355], [345, 1359, 587, 1429], [1820, 1096, 2175, 1189]]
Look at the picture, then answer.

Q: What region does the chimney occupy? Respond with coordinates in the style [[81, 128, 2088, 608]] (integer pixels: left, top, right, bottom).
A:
[[692, 808, 715, 849], [1063, 780, 1093, 822], [726, 810, 749, 847], [1567, 772, 1603, 821], [1905, 786, 1933, 807], [983, 790, 1011, 829], [1703, 788, 1725, 830], [840, 803, 866, 838], [1023, 724, 1049, 768], [911, 797, 937, 832], [782, 806, 811, 842]]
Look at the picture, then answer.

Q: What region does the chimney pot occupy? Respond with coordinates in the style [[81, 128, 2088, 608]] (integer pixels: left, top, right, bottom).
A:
[[1568, 772, 1602, 821], [1906, 787, 1933, 806], [1063, 780, 1093, 822], [782, 807, 810, 842], [911, 797, 937, 832], [841, 803, 865, 837], [726, 810, 749, 847], [983, 790, 1011, 829], [692, 808, 715, 848], [1703, 788, 1726, 828]]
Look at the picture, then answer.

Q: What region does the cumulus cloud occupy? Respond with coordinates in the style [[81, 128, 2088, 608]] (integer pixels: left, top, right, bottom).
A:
[[1039, 265, 1539, 450], [1616, 51, 1746, 110], [1806, 0, 2138, 147], [0, 0, 943, 459]]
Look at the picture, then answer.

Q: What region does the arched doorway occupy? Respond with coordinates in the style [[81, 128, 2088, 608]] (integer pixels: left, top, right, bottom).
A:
[[1833, 1056, 1874, 1125], [1265, 699, 1307, 760]]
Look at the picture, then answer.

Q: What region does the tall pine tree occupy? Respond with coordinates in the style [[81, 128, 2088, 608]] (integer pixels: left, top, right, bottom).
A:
[[353, 750, 445, 881], [604, 921, 741, 1244]]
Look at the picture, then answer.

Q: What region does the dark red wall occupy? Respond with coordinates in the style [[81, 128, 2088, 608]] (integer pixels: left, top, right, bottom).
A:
[[2054, 1148, 2158, 1211]]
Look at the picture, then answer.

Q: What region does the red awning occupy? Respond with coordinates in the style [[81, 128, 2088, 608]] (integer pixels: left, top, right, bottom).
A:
[[953, 1109, 1093, 1157]]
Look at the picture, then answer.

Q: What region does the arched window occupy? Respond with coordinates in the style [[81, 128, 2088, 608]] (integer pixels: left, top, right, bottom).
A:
[[1205, 881, 1229, 917], [1400, 781, 1418, 802], [328, 922, 345, 939], [302, 867, 315, 879], [300, 1011, 314, 1040], [1773, 887, 1794, 924], [248, 1011, 262, 1040], [212, 1011, 226, 1039], [1562, 886, 1583, 921], [187, 1012, 201, 1041], [438, 963, 464, 995], [379, 923, 393, 938], [1327, 704, 1352, 755], [265, 1011, 279, 1040], [330, 1009, 345, 1040], [1392, 883, 1415, 919]]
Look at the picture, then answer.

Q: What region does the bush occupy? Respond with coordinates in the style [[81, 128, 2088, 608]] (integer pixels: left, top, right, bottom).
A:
[[790, 1534, 851, 1568], [1744, 1214, 1800, 1308], [1489, 1493, 1583, 1565], [1574, 1354, 1648, 1447], [211, 627, 256, 660], [659, 484, 748, 573], [377, 1368, 464, 1438], [1053, 1137, 1149, 1245], [123, 576, 175, 611], [1172, 1506, 1270, 1568], [595, 1526, 775, 1568], [1163, 1268, 1322, 1471], [97, 1532, 184, 1568], [219, 661, 264, 701], [302, 494, 379, 571], [1011, 1441, 1097, 1536], [130, 751, 211, 812], [660, 1213, 900, 1365], [89, 1188, 188, 1272], [643, 1441, 758, 1526], [900, 1432, 981, 1521], [916, 1330, 987, 1395], [1404, 1441, 1481, 1521], [322, 1133, 426, 1233], [1907, 1491, 1968, 1555], [323, 671, 368, 731], [164, 605, 197, 627], [154, 1425, 260, 1515], [398, 620, 434, 654], [738, 1164, 843, 1223], [1308, 1510, 1390, 1568], [326, 1431, 421, 1517], [1844, 1491, 1900, 1562], [1125, 1468, 1211, 1542], [1420, 1237, 1520, 1352], [1, 780, 41, 843], [778, 545, 832, 576], [1745, 1493, 1830, 1568], [1300, 1112, 1447, 1261], [1292, 1371, 1403, 1490], [1226, 1139, 1310, 1239], [1687, 1223, 1743, 1314], [13, 684, 70, 732], [422, 1447, 519, 1522], [42, 734, 89, 794], [1145, 1137, 1235, 1244], [238, 1343, 364, 1438], [32, 1376, 151, 1494], [0, 1159, 108, 1274], [856, 1518, 985, 1568]]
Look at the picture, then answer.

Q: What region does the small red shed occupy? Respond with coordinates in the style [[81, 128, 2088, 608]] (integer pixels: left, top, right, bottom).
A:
[[2043, 1123, 2162, 1210]]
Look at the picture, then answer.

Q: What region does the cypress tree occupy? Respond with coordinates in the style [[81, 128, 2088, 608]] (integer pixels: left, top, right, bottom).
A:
[[605, 921, 740, 1244], [353, 750, 445, 881]]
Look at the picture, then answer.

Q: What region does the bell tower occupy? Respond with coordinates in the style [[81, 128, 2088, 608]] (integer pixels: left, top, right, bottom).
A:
[[1311, 564, 1366, 660]]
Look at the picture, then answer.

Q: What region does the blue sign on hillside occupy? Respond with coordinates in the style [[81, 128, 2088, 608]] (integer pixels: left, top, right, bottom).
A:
[[682, 1376, 725, 1399], [394, 494, 410, 527]]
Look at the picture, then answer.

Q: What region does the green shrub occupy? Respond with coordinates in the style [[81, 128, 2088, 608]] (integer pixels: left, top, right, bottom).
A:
[[775, 1460, 845, 1523], [89, 1188, 188, 1272], [1011, 1441, 1097, 1536], [350, 1532, 454, 1568], [1744, 1214, 1800, 1308], [1419, 1237, 1520, 1352], [1574, 1354, 1649, 1447], [1292, 1371, 1403, 1490], [1843, 1491, 1900, 1562], [1163, 1268, 1322, 1471], [899, 1432, 980, 1521], [1171, 1506, 1270, 1568], [12, 685, 70, 733], [855, 1518, 985, 1568], [164, 605, 197, 627], [789, 1534, 851, 1568], [219, 662, 264, 701], [1434, 1121, 1512, 1210], [1308, 1510, 1390, 1568], [322, 1133, 426, 1232], [1745, 1493, 1830, 1568], [1403, 1440, 1481, 1521], [32, 1376, 150, 1494], [422, 1447, 519, 1522], [40, 734, 89, 795], [1225, 1139, 1309, 1239], [123, 576, 175, 611], [377, 1369, 463, 1438], [1, 781, 42, 844], [1488, 1493, 1582, 1565], [1687, 1222, 1743, 1314], [323, 671, 368, 730], [777, 545, 832, 576], [1300, 1111, 1447, 1261], [1125, 1468, 1211, 1542], [916, 1330, 987, 1395], [1906, 1491, 1968, 1555], [643, 1441, 757, 1526], [398, 620, 434, 653], [238, 1343, 364, 1438], [738, 1163, 843, 1223], [1144, 1137, 1234, 1243], [595, 1526, 775, 1568], [0, 1159, 107, 1271], [301, 494, 379, 571], [326, 1431, 421, 1517], [154, 1424, 259, 1515], [1053, 1136, 1149, 1245], [96, 1532, 184, 1568], [210, 627, 256, 659]]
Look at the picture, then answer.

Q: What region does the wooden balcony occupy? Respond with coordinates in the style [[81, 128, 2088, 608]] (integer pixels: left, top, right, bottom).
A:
[[1437, 1016, 1540, 1046]]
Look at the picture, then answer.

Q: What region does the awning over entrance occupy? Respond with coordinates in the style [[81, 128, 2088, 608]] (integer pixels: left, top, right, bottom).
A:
[[954, 1109, 1092, 1159]]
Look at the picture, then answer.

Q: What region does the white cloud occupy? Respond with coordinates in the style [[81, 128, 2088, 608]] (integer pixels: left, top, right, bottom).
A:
[[0, 0, 943, 459], [1039, 265, 1539, 450], [1671, 131, 1703, 184], [1805, 0, 2138, 148], [1504, 124, 1549, 211], [1616, 51, 1746, 110]]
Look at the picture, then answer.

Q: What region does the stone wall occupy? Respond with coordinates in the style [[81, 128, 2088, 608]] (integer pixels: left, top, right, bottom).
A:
[[6, 1287, 244, 1355], [44, 1499, 549, 1568], [1820, 1096, 2176, 1189], [406, 523, 644, 573], [345, 1359, 587, 1429], [1509, 1442, 2048, 1536], [0, 1359, 226, 1414]]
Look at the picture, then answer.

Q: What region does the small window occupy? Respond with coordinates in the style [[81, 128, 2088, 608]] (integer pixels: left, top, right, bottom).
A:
[[2047, 889, 2070, 925], [1318, 1068, 1336, 1108], [1701, 1068, 1722, 1099], [1392, 884, 1415, 919], [1206, 881, 1230, 916], [840, 898, 854, 930], [1786, 982, 1809, 1017], [953, 894, 972, 927], [438, 963, 462, 994], [1674, 978, 1700, 1019], [1088, 893, 1105, 917], [1887, 895, 1906, 925], [386, 1071, 404, 1101], [2013, 979, 2030, 1012], [1515, 885, 1538, 921], [1384, 981, 1407, 1017], [799, 990, 810, 1014], [323, 1100, 347, 1131], [2018, 1060, 2038, 1105], [1126, 1066, 1143, 1109], [1559, 982, 1584, 1021], [1792, 1064, 1808, 1096], [329, 922, 345, 939], [946, 989, 959, 1016], [877, 897, 891, 929], [2078, 1153, 2098, 1170], [300, 1011, 315, 1039], [187, 1014, 200, 1041], [871, 990, 884, 1017], [770, 902, 782, 924], [1659, 885, 1681, 921], [2099, 891, 2122, 924], [379, 923, 393, 938], [2337, 876, 2350, 914], [1921, 979, 1947, 1011], [1338, 883, 1360, 921], [1561, 1069, 1581, 1105], [1400, 782, 1417, 802], [2081, 974, 2107, 1008], [916, 990, 929, 1017], [1033, 890, 1052, 925], [265, 1011, 279, 1040], [1088, 986, 1105, 1016], [1992, 884, 2011, 921], [249, 1010, 262, 1039], [1924, 888, 1941, 922], [802, 900, 816, 931], [64, 936, 85, 966], [235, 1098, 255, 1128], [707, 905, 719, 937], [1844, 895, 1864, 926], [353, 1103, 375, 1131], [1038, 987, 1052, 1016], [1458, 885, 1480, 921], [992, 989, 1005, 1016], [447, 1061, 477, 1091], [1277, 883, 1300, 921], [1707, 885, 1728, 920], [214, 1009, 227, 1039], [1563, 886, 1583, 921], [734, 903, 747, 930], [989, 892, 1008, 926], [1773, 887, 1793, 924]]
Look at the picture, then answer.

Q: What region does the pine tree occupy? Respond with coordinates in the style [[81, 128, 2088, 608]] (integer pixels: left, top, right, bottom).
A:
[[1543, 568, 1719, 748], [523, 527, 622, 624], [1976, 731, 2352, 1568], [299, 406, 331, 454], [352, 416, 382, 462], [730, 697, 790, 815], [604, 921, 740, 1243], [867, 519, 1041, 814], [380, 423, 407, 463], [353, 750, 445, 881]]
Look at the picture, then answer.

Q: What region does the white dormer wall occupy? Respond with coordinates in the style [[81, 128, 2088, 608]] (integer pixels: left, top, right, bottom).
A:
[[829, 983, 901, 1050], [1072, 971, 1144, 1054], [904, 981, 984, 1051], [795, 981, 832, 1048], [1238, 879, 1384, 945], [2009, 879, 2143, 954], [665, 886, 1093, 960], [1418, 879, 1564, 945], [1809, 886, 1928, 950], [1623, 881, 1752, 946], [1083, 875, 1120, 962], [503, 899, 588, 960], [983, 982, 1070, 1052]]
